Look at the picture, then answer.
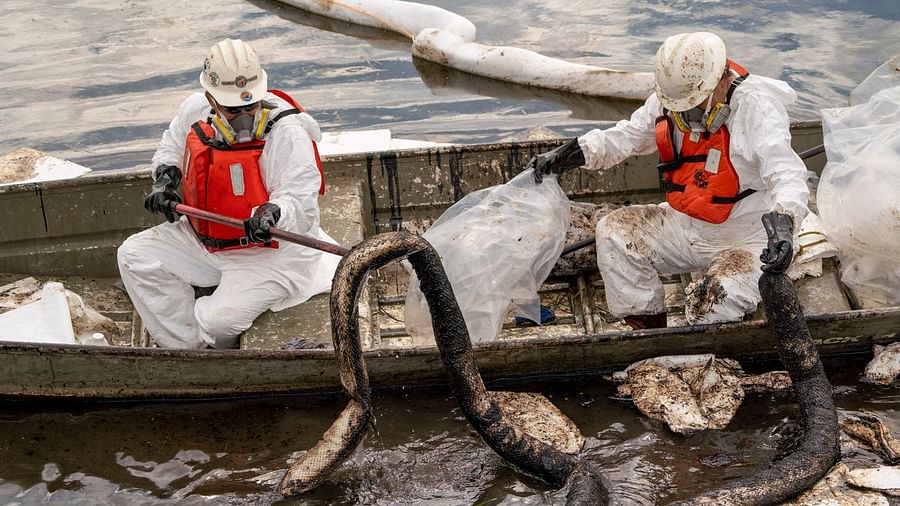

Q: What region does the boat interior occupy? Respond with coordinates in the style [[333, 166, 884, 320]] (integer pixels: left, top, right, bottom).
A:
[[0, 128, 878, 354]]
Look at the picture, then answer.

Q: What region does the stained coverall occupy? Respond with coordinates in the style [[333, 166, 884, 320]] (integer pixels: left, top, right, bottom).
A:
[[579, 75, 809, 324]]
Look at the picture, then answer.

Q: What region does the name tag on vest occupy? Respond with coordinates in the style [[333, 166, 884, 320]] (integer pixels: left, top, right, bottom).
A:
[[704, 148, 721, 174]]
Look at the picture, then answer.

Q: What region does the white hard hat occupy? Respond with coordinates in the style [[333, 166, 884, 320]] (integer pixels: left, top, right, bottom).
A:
[[199, 39, 268, 107], [654, 32, 727, 112]]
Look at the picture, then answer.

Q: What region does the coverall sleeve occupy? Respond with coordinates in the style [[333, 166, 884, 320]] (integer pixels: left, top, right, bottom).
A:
[[261, 120, 322, 236], [577, 94, 661, 172], [736, 91, 810, 225], [151, 93, 206, 170]]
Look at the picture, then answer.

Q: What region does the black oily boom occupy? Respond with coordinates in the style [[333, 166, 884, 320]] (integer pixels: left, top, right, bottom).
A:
[[278, 231, 607, 504], [670, 271, 839, 505]]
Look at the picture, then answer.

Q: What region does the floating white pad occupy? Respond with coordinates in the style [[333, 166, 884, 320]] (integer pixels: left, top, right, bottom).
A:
[[0, 147, 91, 186], [317, 129, 448, 155]]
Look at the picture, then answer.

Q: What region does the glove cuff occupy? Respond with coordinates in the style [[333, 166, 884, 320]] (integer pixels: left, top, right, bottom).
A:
[[153, 164, 182, 188], [556, 137, 586, 172], [258, 202, 281, 225]]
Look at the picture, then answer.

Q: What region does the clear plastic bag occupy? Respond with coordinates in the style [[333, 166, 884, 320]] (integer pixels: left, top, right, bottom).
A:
[[404, 170, 571, 343], [817, 76, 900, 306], [850, 54, 900, 106]]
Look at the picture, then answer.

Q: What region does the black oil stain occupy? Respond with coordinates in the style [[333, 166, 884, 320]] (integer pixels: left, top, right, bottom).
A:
[[503, 144, 518, 181], [449, 148, 464, 203], [381, 153, 403, 231], [35, 187, 48, 232], [365, 154, 379, 229]]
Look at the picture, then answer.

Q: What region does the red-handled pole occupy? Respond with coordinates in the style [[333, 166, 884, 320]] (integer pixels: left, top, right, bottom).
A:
[[172, 203, 349, 257]]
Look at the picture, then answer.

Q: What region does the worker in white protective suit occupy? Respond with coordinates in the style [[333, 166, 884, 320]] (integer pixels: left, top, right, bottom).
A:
[[528, 32, 808, 329], [117, 39, 340, 348]]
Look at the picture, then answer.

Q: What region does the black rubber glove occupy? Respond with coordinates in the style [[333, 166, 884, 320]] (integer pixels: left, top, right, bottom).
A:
[[244, 203, 281, 243], [143, 164, 182, 223], [529, 137, 586, 183], [760, 211, 795, 273]]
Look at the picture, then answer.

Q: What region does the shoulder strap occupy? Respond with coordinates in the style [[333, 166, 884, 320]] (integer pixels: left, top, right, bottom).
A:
[[264, 109, 301, 135], [191, 121, 229, 149], [265, 89, 325, 196], [724, 59, 750, 104], [268, 89, 305, 112]]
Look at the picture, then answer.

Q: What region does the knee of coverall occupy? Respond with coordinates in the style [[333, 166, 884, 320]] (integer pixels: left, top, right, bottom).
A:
[[116, 233, 149, 276], [594, 212, 629, 261], [193, 297, 256, 349], [684, 249, 761, 325], [594, 207, 661, 268]]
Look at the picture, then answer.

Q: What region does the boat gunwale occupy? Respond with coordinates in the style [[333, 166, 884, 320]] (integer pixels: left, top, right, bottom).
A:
[[0, 305, 895, 360]]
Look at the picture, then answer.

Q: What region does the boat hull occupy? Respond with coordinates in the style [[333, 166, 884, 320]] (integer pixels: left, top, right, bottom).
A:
[[1, 307, 895, 400]]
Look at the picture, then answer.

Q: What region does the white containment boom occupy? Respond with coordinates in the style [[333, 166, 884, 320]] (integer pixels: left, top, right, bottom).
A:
[[272, 0, 655, 100]]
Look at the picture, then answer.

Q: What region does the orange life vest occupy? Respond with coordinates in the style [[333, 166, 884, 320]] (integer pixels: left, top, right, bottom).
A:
[[655, 61, 755, 224], [182, 89, 325, 252]]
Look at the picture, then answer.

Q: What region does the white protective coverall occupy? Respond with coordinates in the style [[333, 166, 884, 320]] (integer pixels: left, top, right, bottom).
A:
[[578, 75, 809, 324], [117, 92, 340, 349]]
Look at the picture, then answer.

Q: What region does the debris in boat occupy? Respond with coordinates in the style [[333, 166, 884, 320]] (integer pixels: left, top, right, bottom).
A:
[[782, 463, 891, 506], [611, 354, 791, 435], [272, 0, 654, 99], [281, 232, 608, 504], [550, 201, 621, 278], [786, 211, 840, 281], [841, 413, 900, 464], [846, 466, 900, 496], [405, 170, 570, 343], [281, 336, 329, 350], [0, 282, 77, 344], [0, 276, 42, 310], [862, 342, 900, 385], [0, 278, 117, 345], [0, 147, 91, 186]]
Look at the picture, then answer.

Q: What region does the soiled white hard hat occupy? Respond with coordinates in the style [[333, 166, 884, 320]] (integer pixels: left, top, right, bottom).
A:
[[199, 39, 268, 107], [654, 32, 727, 112]]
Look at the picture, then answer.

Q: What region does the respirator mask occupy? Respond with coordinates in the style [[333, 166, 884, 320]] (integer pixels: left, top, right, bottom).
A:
[[671, 96, 731, 134], [211, 102, 270, 145]]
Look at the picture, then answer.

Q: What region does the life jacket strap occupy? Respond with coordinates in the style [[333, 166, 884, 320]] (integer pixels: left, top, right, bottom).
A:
[[711, 188, 757, 204], [196, 234, 274, 249], [659, 180, 686, 193], [656, 154, 708, 173]]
